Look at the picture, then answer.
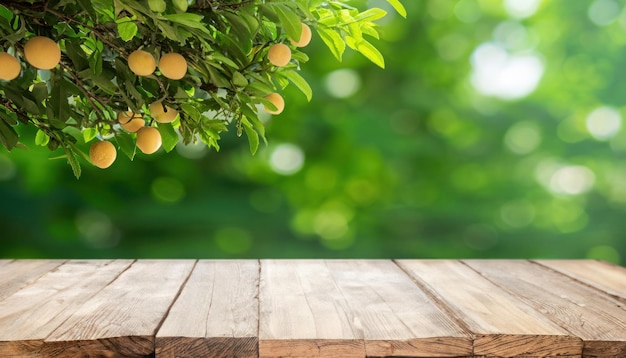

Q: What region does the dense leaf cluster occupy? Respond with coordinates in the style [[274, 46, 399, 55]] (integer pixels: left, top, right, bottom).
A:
[[0, 0, 405, 177]]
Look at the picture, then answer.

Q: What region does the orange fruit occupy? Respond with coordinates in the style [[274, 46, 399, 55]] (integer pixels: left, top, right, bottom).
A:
[[264, 93, 285, 115], [159, 52, 187, 80], [128, 50, 156, 76], [290, 23, 312, 47], [268, 44, 291, 67], [149, 101, 178, 123], [89, 140, 117, 169], [0, 53, 20, 80], [118, 111, 145, 133], [136, 127, 162, 154], [24, 36, 60, 70]]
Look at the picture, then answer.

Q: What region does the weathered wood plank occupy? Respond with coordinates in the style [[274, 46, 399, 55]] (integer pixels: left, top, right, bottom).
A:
[[536, 260, 626, 302], [0, 260, 132, 357], [397, 260, 582, 357], [327, 260, 472, 357], [259, 260, 365, 358], [0, 260, 65, 301], [156, 260, 259, 358], [259, 260, 472, 358], [465, 260, 626, 357], [42, 260, 195, 357]]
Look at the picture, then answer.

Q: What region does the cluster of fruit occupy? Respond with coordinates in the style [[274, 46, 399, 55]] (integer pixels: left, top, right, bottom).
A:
[[0, 21, 313, 169], [0, 36, 61, 78], [93, 22, 312, 169]]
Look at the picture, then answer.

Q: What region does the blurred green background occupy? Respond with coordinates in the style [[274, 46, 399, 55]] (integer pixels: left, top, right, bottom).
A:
[[1, 0, 625, 263]]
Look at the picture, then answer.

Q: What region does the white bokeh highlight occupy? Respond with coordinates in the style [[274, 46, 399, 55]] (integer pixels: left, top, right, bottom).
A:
[[269, 143, 305, 175], [470, 42, 544, 100], [588, 0, 620, 26], [324, 69, 361, 98], [504, 0, 542, 19], [549, 165, 595, 195], [586, 106, 622, 141]]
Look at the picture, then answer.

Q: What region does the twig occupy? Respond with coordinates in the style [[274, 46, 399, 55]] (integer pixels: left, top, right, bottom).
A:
[[59, 62, 112, 125]]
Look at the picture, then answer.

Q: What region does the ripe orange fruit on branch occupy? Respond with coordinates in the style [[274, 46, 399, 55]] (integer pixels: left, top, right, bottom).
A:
[[89, 140, 117, 169], [264, 93, 285, 115], [128, 50, 156, 76], [149, 101, 178, 123], [159, 53, 187, 80], [136, 127, 162, 154], [268, 44, 291, 67], [0, 53, 21, 80], [290, 23, 312, 47], [118, 111, 145, 133], [24, 36, 60, 70]]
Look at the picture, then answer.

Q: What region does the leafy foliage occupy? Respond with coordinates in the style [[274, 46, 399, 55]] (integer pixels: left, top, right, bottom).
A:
[[0, 0, 403, 177]]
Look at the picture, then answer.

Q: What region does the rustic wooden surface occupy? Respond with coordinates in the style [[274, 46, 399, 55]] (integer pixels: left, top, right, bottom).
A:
[[156, 260, 259, 358], [0, 259, 624, 357]]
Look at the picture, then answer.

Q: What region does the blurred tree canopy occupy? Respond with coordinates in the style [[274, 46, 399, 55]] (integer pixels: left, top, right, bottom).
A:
[[1, 0, 625, 264]]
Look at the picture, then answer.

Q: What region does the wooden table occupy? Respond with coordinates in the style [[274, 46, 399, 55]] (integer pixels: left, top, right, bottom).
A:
[[0, 260, 624, 357]]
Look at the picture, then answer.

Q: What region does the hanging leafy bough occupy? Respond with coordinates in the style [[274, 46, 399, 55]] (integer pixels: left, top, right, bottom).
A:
[[0, 0, 406, 178]]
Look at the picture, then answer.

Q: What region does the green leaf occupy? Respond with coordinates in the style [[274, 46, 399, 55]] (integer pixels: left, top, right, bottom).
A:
[[0, 108, 17, 126], [77, 0, 97, 18], [89, 49, 103, 76], [246, 81, 274, 97], [210, 53, 239, 69], [221, 11, 253, 45], [386, 0, 407, 18], [31, 83, 49, 103], [242, 118, 259, 155], [281, 70, 312, 101], [157, 122, 179, 152], [241, 106, 267, 141], [316, 27, 346, 61], [0, 4, 12, 21], [63, 143, 82, 179], [82, 127, 98, 143], [117, 21, 138, 42], [361, 22, 380, 39], [35, 129, 50, 146], [357, 39, 385, 68], [232, 71, 249, 87], [65, 38, 89, 71], [0, 114, 18, 151], [173, 0, 188, 12], [181, 103, 201, 122], [115, 131, 136, 160], [50, 80, 71, 123], [354, 8, 387, 22], [162, 13, 210, 34], [271, 4, 302, 43], [148, 0, 166, 13], [4, 88, 41, 115]]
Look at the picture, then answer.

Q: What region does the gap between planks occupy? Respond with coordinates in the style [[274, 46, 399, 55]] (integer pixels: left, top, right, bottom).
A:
[[152, 259, 199, 337], [3, 259, 624, 357], [531, 259, 626, 304]]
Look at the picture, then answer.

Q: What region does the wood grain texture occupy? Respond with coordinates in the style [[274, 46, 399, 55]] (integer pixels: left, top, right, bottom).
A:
[[0, 260, 65, 301], [326, 260, 471, 357], [0, 260, 131, 357], [465, 259, 626, 357], [259, 260, 471, 358], [156, 260, 259, 358], [42, 260, 195, 357], [397, 259, 582, 357], [259, 260, 365, 358], [536, 259, 626, 302], [1, 259, 625, 357]]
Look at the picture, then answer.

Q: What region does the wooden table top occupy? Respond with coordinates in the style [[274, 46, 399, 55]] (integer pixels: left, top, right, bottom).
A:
[[0, 259, 624, 358]]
